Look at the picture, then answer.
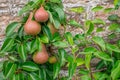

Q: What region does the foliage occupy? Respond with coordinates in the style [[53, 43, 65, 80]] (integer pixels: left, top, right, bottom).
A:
[[0, 0, 120, 80]]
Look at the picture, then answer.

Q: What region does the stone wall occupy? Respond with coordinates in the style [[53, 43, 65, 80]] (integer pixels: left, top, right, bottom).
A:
[[0, 0, 115, 47]]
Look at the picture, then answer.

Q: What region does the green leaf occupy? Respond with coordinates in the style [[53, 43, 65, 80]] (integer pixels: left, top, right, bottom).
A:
[[106, 43, 120, 53], [4, 62, 17, 79], [87, 22, 94, 35], [64, 32, 74, 45], [43, 25, 53, 41], [94, 51, 112, 61], [22, 61, 39, 71], [114, 0, 120, 6], [53, 41, 68, 48], [18, 44, 27, 61], [0, 72, 4, 80], [11, 73, 25, 80], [50, 0, 61, 3], [18, 0, 41, 16], [92, 6, 104, 12], [53, 17, 61, 29], [96, 60, 105, 70], [84, 47, 97, 53], [40, 35, 49, 43], [92, 18, 105, 25], [108, 14, 119, 21], [111, 60, 120, 80], [70, 6, 85, 13], [53, 63, 61, 79], [76, 58, 84, 66], [68, 19, 82, 28], [92, 36, 105, 50], [58, 49, 66, 66], [52, 32, 62, 42], [53, 5, 65, 24], [6, 22, 19, 37], [80, 75, 91, 80], [85, 53, 92, 70], [79, 69, 89, 75], [28, 72, 41, 80], [108, 23, 119, 31], [0, 38, 14, 53], [68, 62, 77, 80], [93, 72, 109, 80], [104, 8, 114, 13], [39, 68, 46, 80], [36, 37, 42, 51], [96, 27, 104, 32]]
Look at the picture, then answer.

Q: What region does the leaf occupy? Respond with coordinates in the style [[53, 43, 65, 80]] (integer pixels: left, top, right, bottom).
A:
[[11, 73, 25, 80], [114, 0, 120, 6], [84, 47, 97, 53], [64, 32, 74, 45], [50, 0, 61, 3], [53, 41, 68, 48], [68, 19, 82, 28], [58, 49, 66, 66], [96, 27, 104, 32], [4, 62, 17, 79], [6, 22, 19, 37], [87, 22, 94, 35], [106, 43, 120, 53], [0, 38, 14, 53], [53, 17, 61, 29], [53, 5, 65, 24], [92, 18, 105, 25], [52, 32, 62, 42], [92, 6, 103, 12], [70, 6, 85, 13], [108, 23, 119, 31], [22, 61, 39, 71], [96, 60, 105, 70], [85, 53, 92, 70], [39, 68, 46, 80], [94, 51, 112, 61], [53, 63, 61, 79], [28, 72, 41, 80], [18, 26, 24, 39], [79, 69, 89, 75], [80, 75, 91, 80], [18, 0, 41, 16], [93, 72, 109, 80], [68, 62, 77, 80], [18, 44, 27, 61], [76, 58, 84, 66], [111, 60, 120, 80], [92, 36, 105, 50], [43, 25, 53, 41], [108, 14, 119, 21], [104, 8, 114, 13], [40, 35, 49, 43]]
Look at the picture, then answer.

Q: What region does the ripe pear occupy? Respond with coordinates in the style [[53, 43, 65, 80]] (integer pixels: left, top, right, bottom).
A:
[[24, 12, 41, 35], [34, 6, 49, 22], [47, 22, 58, 35], [33, 44, 49, 64]]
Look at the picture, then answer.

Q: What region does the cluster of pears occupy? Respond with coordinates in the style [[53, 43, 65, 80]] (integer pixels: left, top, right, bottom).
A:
[[24, 6, 57, 64]]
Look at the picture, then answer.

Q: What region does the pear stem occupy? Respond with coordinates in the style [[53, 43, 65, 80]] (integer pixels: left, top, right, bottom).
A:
[[27, 12, 33, 21]]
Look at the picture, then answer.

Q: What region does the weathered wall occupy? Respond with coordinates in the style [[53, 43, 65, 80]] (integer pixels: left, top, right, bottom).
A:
[[0, 0, 115, 47]]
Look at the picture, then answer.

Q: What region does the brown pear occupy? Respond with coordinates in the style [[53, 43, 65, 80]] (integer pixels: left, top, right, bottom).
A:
[[47, 22, 58, 35], [34, 6, 49, 22], [24, 12, 41, 35], [33, 44, 49, 64]]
